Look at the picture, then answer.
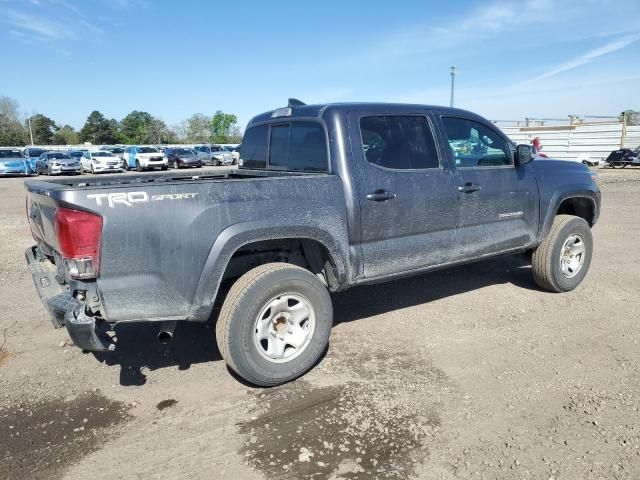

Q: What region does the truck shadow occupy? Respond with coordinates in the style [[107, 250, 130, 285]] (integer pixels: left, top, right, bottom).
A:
[[332, 254, 537, 324], [93, 255, 535, 386], [92, 321, 221, 386]]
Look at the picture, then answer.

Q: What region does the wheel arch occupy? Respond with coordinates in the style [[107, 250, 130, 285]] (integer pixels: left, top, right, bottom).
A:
[[187, 222, 349, 322], [539, 189, 599, 241]]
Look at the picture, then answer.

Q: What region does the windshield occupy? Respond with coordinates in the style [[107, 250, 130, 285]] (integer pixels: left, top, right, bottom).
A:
[[68, 151, 84, 158], [48, 153, 71, 160], [172, 148, 194, 155], [26, 149, 45, 158], [92, 151, 114, 157], [109, 148, 124, 154], [138, 147, 159, 153], [0, 150, 23, 159]]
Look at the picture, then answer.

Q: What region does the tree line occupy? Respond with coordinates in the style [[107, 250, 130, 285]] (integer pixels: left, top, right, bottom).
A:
[[0, 95, 243, 147]]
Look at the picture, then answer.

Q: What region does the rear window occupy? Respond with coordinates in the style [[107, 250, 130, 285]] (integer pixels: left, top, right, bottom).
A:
[[240, 125, 268, 169], [0, 150, 22, 158], [268, 122, 327, 172]]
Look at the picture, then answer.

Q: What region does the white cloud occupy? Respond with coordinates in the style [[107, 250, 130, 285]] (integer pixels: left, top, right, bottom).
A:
[[2, 9, 72, 39], [525, 33, 640, 83]]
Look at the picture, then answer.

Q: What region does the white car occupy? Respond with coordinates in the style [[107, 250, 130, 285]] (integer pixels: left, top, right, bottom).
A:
[[81, 151, 124, 174], [123, 146, 169, 171]]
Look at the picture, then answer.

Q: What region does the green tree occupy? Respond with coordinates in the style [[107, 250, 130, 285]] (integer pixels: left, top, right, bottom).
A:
[[53, 125, 80, 145], [208, 111, 238, 143], [620, 110, 640, 126], [79, 111, 118, 144], [186, 113, 211, 143], [120, 110, 153, 143], [26, 113, 56, 145], [0, 96, 27, 146], [146, 117, 176, 144]]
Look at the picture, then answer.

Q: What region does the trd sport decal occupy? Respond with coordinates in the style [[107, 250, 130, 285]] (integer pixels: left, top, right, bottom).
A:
[[87, 192, 198, 208]]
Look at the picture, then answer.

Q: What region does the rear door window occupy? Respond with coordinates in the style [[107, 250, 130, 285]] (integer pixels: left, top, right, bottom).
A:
[[359, 115, 439, 170]]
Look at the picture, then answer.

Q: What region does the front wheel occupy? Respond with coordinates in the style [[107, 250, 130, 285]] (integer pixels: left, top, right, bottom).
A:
[[136, 160, 142, 172], [532, 215, 593, 292], [216, 263, 332, 387], [173, 160, 180, 169]]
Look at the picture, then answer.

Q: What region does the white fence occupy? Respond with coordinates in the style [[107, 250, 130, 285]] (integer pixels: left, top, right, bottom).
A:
[[497, 121, 640, 162]]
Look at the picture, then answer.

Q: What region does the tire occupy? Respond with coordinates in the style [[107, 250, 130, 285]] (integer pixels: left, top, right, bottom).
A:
[[173, 160, 180, 169], [161, 165, 168, 171], [532, 215, 593, 292], [91, 165, 95, 174], [136, 160, 142, 172], [212, 158, 220, 166], [216, 263, 332, 387]]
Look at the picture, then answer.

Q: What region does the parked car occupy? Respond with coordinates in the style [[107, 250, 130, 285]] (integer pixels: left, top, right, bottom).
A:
[[81, 151, 124, 174], [0, 148, 31, 176], [36, 151, 81, 175], [23, 147, 46, 174], [164, 147, 202, 169], [196, 144, 234, 166], [605, 145, 640, 168], [224, 145, 241, 163], [25, 101, 601, 387], [68, 150, 88, 162], [122, 146, 168, 171], [100, 146, 126, 169]]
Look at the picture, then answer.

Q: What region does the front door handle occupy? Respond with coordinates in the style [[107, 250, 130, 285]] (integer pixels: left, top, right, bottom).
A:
[[458, 183, 481, 193], [366, 190, 397, 202]]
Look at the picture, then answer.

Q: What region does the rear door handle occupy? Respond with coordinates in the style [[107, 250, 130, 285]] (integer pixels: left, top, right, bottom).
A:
[[458, 183, 481, 193], [366, 190, 397, 202]]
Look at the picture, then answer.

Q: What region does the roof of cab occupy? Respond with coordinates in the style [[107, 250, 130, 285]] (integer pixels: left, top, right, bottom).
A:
[[246, 101, 485, 127]]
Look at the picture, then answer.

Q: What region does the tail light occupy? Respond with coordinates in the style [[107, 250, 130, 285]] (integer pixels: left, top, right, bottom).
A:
[[55, 207, 103, 279]]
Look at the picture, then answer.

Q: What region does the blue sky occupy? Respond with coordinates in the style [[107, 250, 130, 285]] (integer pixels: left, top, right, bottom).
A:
[[1, 0, 639, 130]]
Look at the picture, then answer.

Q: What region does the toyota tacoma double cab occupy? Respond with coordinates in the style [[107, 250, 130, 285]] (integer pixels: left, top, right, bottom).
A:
[[25, 100, 601, 386]]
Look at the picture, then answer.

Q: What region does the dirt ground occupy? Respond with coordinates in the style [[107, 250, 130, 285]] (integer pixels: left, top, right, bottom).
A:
[[1, 167, 639, 480]]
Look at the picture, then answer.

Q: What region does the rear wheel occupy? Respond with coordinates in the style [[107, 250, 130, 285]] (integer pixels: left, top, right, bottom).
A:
[[136, 160, 142, 172], [216, 263, 332, 387], [532, 215, 593, 292]]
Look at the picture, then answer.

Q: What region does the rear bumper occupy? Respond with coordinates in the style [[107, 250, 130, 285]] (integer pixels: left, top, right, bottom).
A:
[[25, 245, 111, 351]]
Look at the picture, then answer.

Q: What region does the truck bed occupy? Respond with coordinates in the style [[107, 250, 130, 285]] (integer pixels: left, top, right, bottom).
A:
[[25, 168, 349, 325], [24, 168, 323, 192]]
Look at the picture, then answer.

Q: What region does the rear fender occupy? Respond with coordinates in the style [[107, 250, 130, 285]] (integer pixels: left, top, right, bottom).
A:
[[188, 221, 348, 322]]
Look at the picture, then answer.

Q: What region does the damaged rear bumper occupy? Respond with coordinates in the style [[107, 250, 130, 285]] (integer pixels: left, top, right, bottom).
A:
[[25, 245, 112, 352]]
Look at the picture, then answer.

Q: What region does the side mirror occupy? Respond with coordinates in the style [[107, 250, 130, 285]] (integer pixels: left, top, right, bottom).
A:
[[515, 144, 533, 165]]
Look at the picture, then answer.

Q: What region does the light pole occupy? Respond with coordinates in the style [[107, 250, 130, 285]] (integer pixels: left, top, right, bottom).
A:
[[449, 66, 456, 108], [28, 115, 34, 145]]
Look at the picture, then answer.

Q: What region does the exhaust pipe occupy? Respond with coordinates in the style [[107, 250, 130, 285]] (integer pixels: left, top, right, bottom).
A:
[[158, 321, 176, 345]]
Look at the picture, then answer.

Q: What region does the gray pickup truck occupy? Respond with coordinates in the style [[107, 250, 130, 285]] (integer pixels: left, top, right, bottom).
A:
[[25, 100, 601, 386]]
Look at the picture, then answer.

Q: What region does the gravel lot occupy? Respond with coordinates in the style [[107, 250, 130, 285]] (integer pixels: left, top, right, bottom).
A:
[[1, 166, 639, 480]]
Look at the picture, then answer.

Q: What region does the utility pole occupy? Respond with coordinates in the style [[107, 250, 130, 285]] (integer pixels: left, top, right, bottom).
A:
[[449, 66, 456, 108], [28, 115, 34, 145]]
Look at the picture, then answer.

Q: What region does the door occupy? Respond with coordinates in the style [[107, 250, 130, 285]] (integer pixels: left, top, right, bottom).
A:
[[347, 112, 459, 279], [438, 116, 539, 258]]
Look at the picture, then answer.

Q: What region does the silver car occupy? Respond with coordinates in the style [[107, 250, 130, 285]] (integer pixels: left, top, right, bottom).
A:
[[36, 151, 82, 175], [196, 144, 234, 166]]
